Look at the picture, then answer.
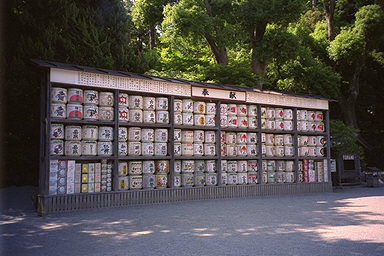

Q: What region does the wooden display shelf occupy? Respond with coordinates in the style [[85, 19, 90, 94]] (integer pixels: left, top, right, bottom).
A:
[[261, 129, 294, 134], [174, 156, 219, 160], [298, 156, 327, 160], [174, 125, 218, 131], [51, 118, 115, 126], [222, 156, 258, 160], [261, 156, 296, 160], [221, 127, 259, 132], [119, 122, 171, 128], [49, 155, 115, 161], [297, 131, 327, 136], [119, 155, 171, 160]]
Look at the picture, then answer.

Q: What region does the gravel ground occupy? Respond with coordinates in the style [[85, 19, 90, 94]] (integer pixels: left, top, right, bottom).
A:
[[1, 185, 384, 256]]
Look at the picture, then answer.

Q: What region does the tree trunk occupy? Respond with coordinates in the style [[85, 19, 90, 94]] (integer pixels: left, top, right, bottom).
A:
[[204, 33, 229, 65], [323, 0, 336, 41], [149, 26, 155, 50], [250, 22, 267, 89]]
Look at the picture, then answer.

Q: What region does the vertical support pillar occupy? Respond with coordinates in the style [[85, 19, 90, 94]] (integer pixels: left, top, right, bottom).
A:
[[293, 108, 299, 183], [216, 100, 222, 185], [169, 96, 175, 188], [257, 105, 263, 184]]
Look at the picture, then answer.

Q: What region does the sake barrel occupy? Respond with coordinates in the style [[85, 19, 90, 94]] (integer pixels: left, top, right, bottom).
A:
[[129, 175, 143, 190], [51, 103, 66, 118], [182, 160, 194, 173], [182, 99, 193, 113], [129, 161, 143, 175], [50, 140, 64, 155], [50, 123, 64, 139], [84, 105, 99, 121], [143, 97, 156, 110], [97, 142, 113, 156], [193, 130, 205, 143], [154, 143, 167, 156], [99, 107, 114, 121], [68, 88, 83, 104], [128, 95, 143, 109], [128, 127, 142, 142], [173, 129, 181, 142], [193, 101, 206, 114], [143, 161, 155, 174], [143, 110, 156, 123], [66, 104, 83, 119], [194, 172, 205, 186], [156, 97, 168, 110], [81, 141, 97, 156], [99, 126, 113, 141], [129, 109, 143, 123], [118, 107, 129, 122], [65, 125, 82, 141], [118, 93, 129, 107], [182, 113, 194, 125], [118, 142, 128, 156], [143, 174, 156, 189], [99, 92, 114, 107], [51, 87, 67, 103], [155, 160, 169, 174], [237, 105, 247, 116]]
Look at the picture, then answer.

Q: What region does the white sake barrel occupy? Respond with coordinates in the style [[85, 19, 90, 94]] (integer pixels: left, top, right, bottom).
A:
[[118, 162, 128, 176], [237, 105, 247, 116], [182, 99, 193, 113], [143, 160, 155, 174], [181, 130, 194, 143], [286, 172, 295, 183], [129, 95, 143, 109], [221, 160, 228, 172], [261, 119, 267, 129], [206, 160, 216, 173], [308, 146, 316, 157], [194, 101, 206, 114], [174, 143, 182, 156], [193, 130, 205, 143], [84, 104, 98, 121], [276, 172, 284, 183], [245, 161, 256, 173], [194, 160, 205, 172], [236, 133, 247, 144], [142, 142, 154, 156], [98, 141, 113, 156], [261, 144, 266, 156], [266, 146, 275, 157], [155, 160, 169, 173], [130, 175, 143, 190], [129, 161, 143, 175], [247, 133, 257, 144], [99, 92, 114, 107], [297, 110, 306, 121], [261, 160, 268, 171], [119, 142, 128, 156], [155, 129, 168, 142], [99, 126, 113, 141], [275, 108, 284, 119], [129, 109, 143, 123], [205, 131, 216, 143], [237, 161, 247, 173], [315, 111, 324, 122], [220, 144, 227, 156], [173, 174, 181, 188], [51, 87, 67, 103], [156, 97, 168, 110], [299, 146, 309, 157], [50, 140, 64, 155], [220, 131, 226, 144], [308, 136, 317, 146], [316, 136, 326, 146], [248, 105, 257, 117], [221, 172, 228, 185], [204, 144, 216, 156], [65, 126, 82, 141], [205, 173, 217, 186], [220, 115, 228, 127], [68, 88, 83, 104], [181, 173, 194, 187], [238, 116, 248, 128], [118, 177, 129, 190], [309, 122, 317, 132], [283, 134, 293, 145], [51, 124, 64, 139], [308, 111, 316, 121], [274, 135, 284, 146], [143, 174, 156, 189], [194, 173, 205, 186], [142, 110, 155, 123], [226, 132, 236, 144], [66, 104, 83, 119], [316, 147, 325, 157], [182, 160, 194, 173], [174, 99, 182, 112], [205, 115, 216, 127], [141, 128, 154, 142], [248, 172, 258, 184], [51, 103, 66, 118], [285, 146, 294, 157], [182, 113, 194, 125], [99, 107, 114, 121], [248, 117, 257, 129], [275, 120, 284, 130], [143, 97, 155, 110], [276, 161, 286, 171], [275, 146, 285, 157], [81, 141, 97, 156], [194, 114, 205, 126], [299, 136, 309, 146], [228, 115, 238, 127], [283, 121, 293, 131], [236, 144, 247, 156], [227, 161, 238, 173], [84, 90, 98, 105], [283, 109, 293, 120], [316, 122, 325, 132], [82, 125, 98, 141], [227, 173, 238, 185], [156, 111, 169, 124], [228, 104, 237, 115], [260, 107, 267, 118], [193, 143, 203, 156], [266, 108, 275, 119], [267, 171, 276, 183], [118, 93, 128, 107], [220, 104, 228, 115], [174, 160, 182, 173], [173, 129, 181, 142], [174, 112, 183, 125], [266, 134, 275, 145], [238, 172, 248, 185], [266, 120, 275, 130], [297, 121, 308, 131], [118, 107, 129, 122], [206, 103, 216, 114], [154, 143, 167, 156], [286, 161, 294, 172], [247, 145, 257, 156], [128, 142, 141, 156], [226, 144, 236, 156]]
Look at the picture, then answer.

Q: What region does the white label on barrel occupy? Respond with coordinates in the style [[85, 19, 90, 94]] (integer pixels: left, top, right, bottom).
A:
[[142, 142, 154, 156], [156, 97, 168, 110], [182, 99, 193, 113], [155, 143, 167, 156], [206, 103, 216, 114], [248, 105, 257, 117], [128, 142, 141, 156], [98, 142, 113, 156], [174, 100, 182, 112], [51, 103, 66, 118], [99, 126, 113, 141], [194, 130, 205, 143], [143, 97, 156, 110], [156, 111, 169, 123], [155, 129, 168, 142], [51, 88, 67, 103], [173, 129, 181, 142], [193, 143, 204, 156], [143, 161, 155, 174], [220, 104, 228, 115], [119, 127, 128, 141], [205, 131, 215, 143], [119, 142, 128, 156], [237, 105, 247, 116], [194, 114, 206, 126], [182, 113, 194, 125], [65, 126, 82, 141], [174, 112, 183, 125], [194, 102, 206, 114]]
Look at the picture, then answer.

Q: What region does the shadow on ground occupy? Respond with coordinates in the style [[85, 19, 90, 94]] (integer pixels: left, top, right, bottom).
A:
[[1, 186, 384, 256]]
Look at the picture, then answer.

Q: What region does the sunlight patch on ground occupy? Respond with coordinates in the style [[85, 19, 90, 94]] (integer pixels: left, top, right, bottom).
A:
[[81, 230, 118, 236], [40, 222, 68, 230], [0, 216, 25, 225], [130, 230, 153, 237]]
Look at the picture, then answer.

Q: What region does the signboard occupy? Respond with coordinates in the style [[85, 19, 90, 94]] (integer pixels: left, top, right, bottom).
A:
[[342, 155, 355, 160], [191, 86, 246, 102], [330, 159, 336, 173]]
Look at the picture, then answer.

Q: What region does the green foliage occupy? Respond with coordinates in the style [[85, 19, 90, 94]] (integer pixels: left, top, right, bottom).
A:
[[330, 120, 362, 156]]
